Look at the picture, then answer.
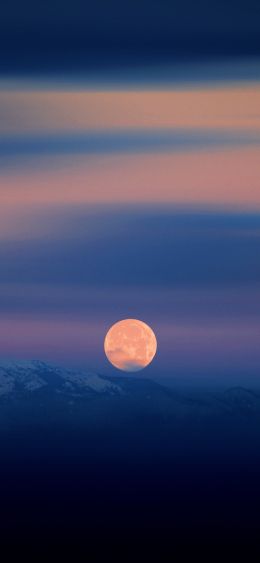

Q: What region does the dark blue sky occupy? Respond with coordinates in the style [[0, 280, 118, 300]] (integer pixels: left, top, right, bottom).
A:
[[1, 0, 260, 74]]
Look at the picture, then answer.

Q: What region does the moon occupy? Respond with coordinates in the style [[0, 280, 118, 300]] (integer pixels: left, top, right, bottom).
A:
[[104, 318, 157, 372]]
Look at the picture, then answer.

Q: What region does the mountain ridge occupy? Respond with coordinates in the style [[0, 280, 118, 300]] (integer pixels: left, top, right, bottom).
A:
[[1, 359, 260, 421]]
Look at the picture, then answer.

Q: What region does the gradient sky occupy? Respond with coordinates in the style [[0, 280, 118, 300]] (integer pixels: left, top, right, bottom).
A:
[[1, 1, 260, 384], [1, 0, 259, 73]]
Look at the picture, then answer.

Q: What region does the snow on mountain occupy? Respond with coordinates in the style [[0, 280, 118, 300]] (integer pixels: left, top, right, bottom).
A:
[[0, 359, 122, 397], [1, 359, 260, 422]]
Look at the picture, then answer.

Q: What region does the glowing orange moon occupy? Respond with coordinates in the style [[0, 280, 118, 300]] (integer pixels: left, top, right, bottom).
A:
[[104, 319, 157, 372]]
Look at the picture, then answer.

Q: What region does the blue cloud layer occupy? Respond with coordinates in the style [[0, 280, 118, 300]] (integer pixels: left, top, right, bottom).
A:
[[1, 207, 260, 288], [0, 129, 259, 168]]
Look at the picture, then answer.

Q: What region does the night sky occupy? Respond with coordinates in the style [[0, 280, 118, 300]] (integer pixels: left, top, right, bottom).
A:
[[1, 0, 260, 72]]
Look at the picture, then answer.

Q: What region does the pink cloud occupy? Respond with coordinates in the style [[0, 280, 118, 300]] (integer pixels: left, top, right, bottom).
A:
[[1, 147, 259, 209], [1, 84, 259, 134]]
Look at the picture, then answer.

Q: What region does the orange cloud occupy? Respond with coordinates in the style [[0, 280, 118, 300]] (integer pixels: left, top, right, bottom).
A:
[[1, 146, 259, 208], [1, 83, 259, 134]]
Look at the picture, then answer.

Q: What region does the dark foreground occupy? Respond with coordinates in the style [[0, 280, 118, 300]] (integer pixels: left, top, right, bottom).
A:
[[1, 362, 260, 556], [2, 414, 260, 556]]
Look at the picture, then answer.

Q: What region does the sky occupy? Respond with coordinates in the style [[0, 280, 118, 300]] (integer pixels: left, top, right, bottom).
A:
[[1, 0, 259, 73], [0, 0, 260, 384]]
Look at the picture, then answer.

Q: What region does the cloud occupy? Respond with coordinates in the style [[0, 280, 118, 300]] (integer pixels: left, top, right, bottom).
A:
[[0, 129, 259, 169], [1, 86, 259, 136], [1, 283, 260, 323], [1, 147, 259, 208], [0, 207, 260, 288]]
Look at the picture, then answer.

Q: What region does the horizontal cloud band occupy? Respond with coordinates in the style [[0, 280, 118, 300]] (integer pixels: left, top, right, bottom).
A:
[[1, 207, 260, 287], [0, 128, 259, 163]]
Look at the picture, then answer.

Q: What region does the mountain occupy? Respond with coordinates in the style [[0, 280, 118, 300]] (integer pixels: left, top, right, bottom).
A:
[[0, 358, 173, 401], [0, 359, 176, 431], [0, 359, 122, 397], [1, 359, 260, 423]]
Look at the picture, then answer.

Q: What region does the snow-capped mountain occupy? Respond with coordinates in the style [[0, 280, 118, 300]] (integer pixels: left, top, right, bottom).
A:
[[1, 359, 260, 423], [0, 359, 173, 428], [0, 359, 122, 397], [0, 358, 170, 403]]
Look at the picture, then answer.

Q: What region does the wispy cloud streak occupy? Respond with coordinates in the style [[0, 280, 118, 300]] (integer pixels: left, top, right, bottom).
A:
[[0, 129, 259, 166], [1, 85, 259, 134]]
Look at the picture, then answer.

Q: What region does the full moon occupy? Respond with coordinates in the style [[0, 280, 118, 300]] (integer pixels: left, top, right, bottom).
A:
[[104, 319, 157, 372]]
